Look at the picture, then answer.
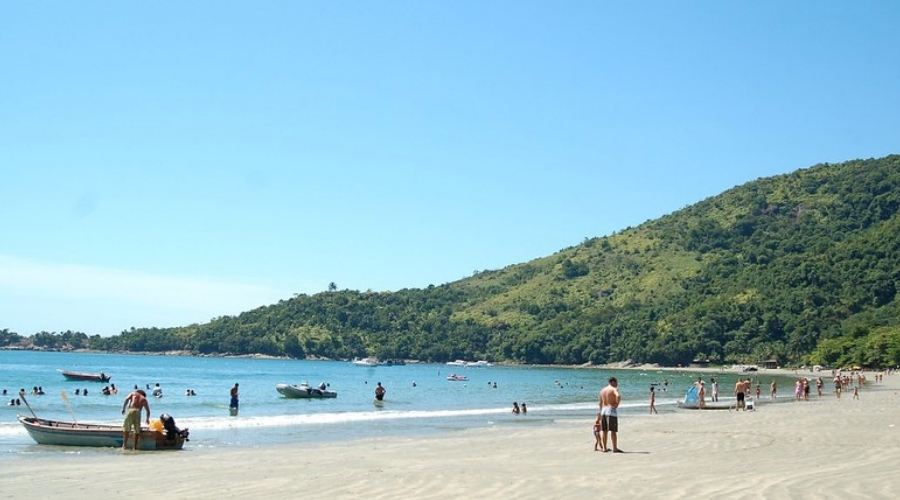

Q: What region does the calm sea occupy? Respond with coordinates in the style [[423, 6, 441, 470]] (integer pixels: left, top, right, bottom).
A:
[[0, 350, 794, 457]]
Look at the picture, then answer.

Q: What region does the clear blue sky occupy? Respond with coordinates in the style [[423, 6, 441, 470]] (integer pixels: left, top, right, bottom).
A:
[[2, 1, 899, 335]]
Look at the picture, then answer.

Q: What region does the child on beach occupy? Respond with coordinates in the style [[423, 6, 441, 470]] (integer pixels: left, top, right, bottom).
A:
[[593, 414, 603, 451]]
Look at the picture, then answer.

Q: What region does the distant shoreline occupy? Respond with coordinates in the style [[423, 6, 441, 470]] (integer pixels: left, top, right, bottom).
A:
[[1, 346, 833, 378]]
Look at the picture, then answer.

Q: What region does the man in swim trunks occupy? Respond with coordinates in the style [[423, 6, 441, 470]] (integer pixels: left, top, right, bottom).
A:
[[230, 383, 239, 410], [121, 389, 150, 450], [734, 379, 745, 411], [599, 377, 622, 453]]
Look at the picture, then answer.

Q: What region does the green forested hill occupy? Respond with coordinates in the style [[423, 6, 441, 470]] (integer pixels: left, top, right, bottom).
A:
[[31, 156, 900, 367]]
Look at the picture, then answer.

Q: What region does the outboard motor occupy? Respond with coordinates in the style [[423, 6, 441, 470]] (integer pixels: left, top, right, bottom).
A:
[[159, 413, 190, 441]]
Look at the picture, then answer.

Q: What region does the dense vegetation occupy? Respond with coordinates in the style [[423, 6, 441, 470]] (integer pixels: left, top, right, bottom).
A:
[[5, 156, 899, 367]]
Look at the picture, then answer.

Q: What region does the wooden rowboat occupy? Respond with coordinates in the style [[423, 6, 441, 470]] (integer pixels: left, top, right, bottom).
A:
[[18, 416, 186, 450], [60, 370, 111, 382]]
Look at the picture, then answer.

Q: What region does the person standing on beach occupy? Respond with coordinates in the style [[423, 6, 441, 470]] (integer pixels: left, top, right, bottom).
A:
[[230, 383, 239, 413], [770, 380, 777, 399], [649, 386, 658, 415], [698, 382, 706, 409], [599, 377, 622, 453], [593, 413, 603, 451], [711, 378, 719, 402], [121, 389, 150, 450], [734, 379, 745, 411]]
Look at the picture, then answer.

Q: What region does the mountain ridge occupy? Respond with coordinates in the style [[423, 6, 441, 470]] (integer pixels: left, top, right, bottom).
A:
[[7, 155, 899, 368]]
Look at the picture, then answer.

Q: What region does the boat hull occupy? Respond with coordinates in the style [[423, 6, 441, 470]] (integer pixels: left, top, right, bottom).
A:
[[275, 384, 337, 399], [18, 417, 185, 450], [678, 401, 735, 410], [61, 370, 111, 383]]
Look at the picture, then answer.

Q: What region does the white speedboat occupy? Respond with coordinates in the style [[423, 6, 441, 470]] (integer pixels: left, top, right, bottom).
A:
[[466, 360, 493, 367], [352, 357, 380, 366], [446, 374, 468, 382], [276, 383, 337, 399], [446, 360, 467, 367]]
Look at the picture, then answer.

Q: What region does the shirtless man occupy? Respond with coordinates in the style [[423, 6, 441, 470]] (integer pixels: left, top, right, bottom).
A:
[[121, 389, 150, 450], [734, 379, 746, 411], [599, 377, 622, 453]]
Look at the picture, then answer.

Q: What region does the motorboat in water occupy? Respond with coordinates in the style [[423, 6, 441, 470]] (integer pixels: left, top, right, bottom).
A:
[[18, 416, 187, 450], [445, 360, 467, 367], [446, 374, 468, 382], [351, 357, 405, 367], [465, 360, 493, 368], [276, 383, 337, 399], [59, 370, 111, 382]]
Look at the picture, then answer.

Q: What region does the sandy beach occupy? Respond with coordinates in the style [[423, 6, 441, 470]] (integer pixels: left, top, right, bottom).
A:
[[2, 371, 898, 500]]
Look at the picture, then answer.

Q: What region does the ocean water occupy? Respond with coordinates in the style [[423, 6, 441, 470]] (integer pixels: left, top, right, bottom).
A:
[[0, 351, 794, 457]]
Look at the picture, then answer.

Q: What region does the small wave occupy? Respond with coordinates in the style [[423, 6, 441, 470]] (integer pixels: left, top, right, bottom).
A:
[[177, 401, 661, 431], [0, 423, 26, 437], [0, 400, 682, 437]]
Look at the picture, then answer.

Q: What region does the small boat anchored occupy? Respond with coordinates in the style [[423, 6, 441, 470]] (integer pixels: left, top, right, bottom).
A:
[[446, 374, 468, 382], [276, 383, 337, 399], [60, 370, 110, 383]]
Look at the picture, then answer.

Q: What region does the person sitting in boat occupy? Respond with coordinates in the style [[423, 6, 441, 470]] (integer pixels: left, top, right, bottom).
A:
[[319, 382, 327, 391]]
